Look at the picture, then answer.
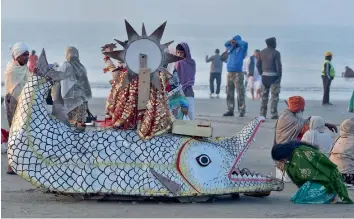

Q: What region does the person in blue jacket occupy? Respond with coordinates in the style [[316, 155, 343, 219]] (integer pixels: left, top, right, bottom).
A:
[[223, 35, 248, 117]]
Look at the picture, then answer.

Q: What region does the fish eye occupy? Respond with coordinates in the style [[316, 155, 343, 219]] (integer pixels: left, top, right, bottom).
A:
[[196, 154, 211, 167]]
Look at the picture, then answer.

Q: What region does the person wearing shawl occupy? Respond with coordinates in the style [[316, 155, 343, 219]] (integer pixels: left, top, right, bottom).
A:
[[175, 42, 196, 120], [52, 47, 92, 129], [301, 116, 333, 156], [4, 42, 30, 174], [272, 140, 353, 204], [275, 96, 337, 145], [330, 118, 354, 185], [342, 66, 354, 78]]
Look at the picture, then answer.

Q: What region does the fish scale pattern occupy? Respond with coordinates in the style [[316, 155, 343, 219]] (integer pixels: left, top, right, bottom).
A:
[[8, 73, 284, 198], [8, 76, 191, 196]]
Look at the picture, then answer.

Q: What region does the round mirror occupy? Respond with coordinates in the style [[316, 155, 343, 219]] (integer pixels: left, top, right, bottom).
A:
[[125, 39, 162, 74]]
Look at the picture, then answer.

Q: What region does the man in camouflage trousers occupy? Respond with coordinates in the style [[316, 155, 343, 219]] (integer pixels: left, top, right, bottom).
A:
[[223, 35, 248, 117], [257, 37, 282, 119]]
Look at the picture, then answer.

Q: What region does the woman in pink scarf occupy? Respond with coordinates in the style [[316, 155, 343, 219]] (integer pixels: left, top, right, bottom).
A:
[[174, 42, 196, 120]]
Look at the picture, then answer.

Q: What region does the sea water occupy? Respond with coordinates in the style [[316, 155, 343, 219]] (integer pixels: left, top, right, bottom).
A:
[[1, 20, 353, 100]]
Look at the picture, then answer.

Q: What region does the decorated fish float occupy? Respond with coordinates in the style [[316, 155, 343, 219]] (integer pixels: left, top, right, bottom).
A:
[[7, 21, 284, 202]]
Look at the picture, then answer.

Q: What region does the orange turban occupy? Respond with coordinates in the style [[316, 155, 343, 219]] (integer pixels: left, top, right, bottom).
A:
[[288, 96, 305, 113]]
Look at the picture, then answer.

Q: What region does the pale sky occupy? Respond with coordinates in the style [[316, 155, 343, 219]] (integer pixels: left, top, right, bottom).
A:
[[2, 0, 353, 26]]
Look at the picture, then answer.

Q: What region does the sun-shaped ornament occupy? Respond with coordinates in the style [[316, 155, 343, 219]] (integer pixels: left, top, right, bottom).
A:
[[103, 20, 182, 91]]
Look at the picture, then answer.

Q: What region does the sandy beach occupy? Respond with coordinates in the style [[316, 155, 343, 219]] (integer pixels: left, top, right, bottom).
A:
[[2, 97, 354, 218]]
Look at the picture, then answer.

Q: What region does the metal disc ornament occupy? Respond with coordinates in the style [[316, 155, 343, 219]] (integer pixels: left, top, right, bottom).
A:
[[103, 20, 182, 90]]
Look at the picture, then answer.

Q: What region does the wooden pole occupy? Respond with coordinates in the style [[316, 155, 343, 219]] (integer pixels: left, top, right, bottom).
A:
[[138, 53, 151, 110]]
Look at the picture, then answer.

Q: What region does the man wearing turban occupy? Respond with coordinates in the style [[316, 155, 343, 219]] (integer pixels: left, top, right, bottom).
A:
[[274, 96, 337, 145], [4, 42, 31, 174]]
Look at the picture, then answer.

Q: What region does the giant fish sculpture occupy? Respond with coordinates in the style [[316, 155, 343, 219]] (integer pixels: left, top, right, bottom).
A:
[[7, 21, 284, 202]]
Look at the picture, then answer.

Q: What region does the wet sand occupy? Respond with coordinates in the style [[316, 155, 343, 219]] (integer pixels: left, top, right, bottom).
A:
[[2, 97, 354, 217]]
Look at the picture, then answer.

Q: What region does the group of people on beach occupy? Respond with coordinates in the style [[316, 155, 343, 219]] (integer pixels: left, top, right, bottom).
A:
[[2, 33, 354, 204], [271, 95, 354, 203], [205, 36, 282, 119], [205, 36, 354, 115]]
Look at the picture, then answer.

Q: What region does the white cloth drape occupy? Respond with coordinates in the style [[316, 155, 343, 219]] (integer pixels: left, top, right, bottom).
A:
[[4, 60, 30, 99], [301, 116, 333, 156]]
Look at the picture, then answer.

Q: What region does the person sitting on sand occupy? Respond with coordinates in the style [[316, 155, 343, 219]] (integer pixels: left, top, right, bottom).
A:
[[272, 140, 353, 204], [274, 96, 337, 145], [52, 47, 92, 129], [4, 42, 31, 174], [330, 118, 354, 185], [301, 116, 333, 156], [342, 66, 354, 78]]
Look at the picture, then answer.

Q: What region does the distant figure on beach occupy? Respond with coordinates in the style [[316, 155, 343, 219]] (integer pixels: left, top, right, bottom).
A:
[[257, 37, 282, 119], [223, 35, 248, 117], [242, 53, 249, 88], [52, 47, 92, 130], [342, 66, 354, 78], [301, 116, 333, 156], [247, 50, 262, 100], [4, 42, 30, 174], [175, 42, 196, 120], [274, 96, 337, 145], [272, 141, 352, 204], [322, 52, 335, 106], [330, 118, 354, 185], [205, 48, 223, 98], [28, 50, 38, 73]]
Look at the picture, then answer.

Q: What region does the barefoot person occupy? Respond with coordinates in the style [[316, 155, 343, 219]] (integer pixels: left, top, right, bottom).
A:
[[206, 49, 223, 98], [257, 37, 282, 119], [272, 140, 352, 204], [4, 42, 30, 174], [322, 52, 335, 106], [247, 49, 262, 100], [274, 96, 337, 145], [223, 35, 248, 117], [330, 118, 354, 185]]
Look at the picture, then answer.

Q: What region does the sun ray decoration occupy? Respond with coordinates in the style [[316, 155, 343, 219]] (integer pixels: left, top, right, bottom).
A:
[[103, 20, 182, 91]]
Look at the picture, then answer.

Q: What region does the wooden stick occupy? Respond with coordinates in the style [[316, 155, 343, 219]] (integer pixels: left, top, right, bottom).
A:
[[138, 54, 151, 110]]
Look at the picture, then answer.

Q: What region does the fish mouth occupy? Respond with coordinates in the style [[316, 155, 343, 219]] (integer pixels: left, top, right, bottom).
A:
[[227, 116, 272, 183], [229, 168, 272, 182]]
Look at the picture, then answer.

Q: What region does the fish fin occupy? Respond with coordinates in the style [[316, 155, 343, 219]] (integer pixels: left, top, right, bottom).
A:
[[150, 168, 181, 195]]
